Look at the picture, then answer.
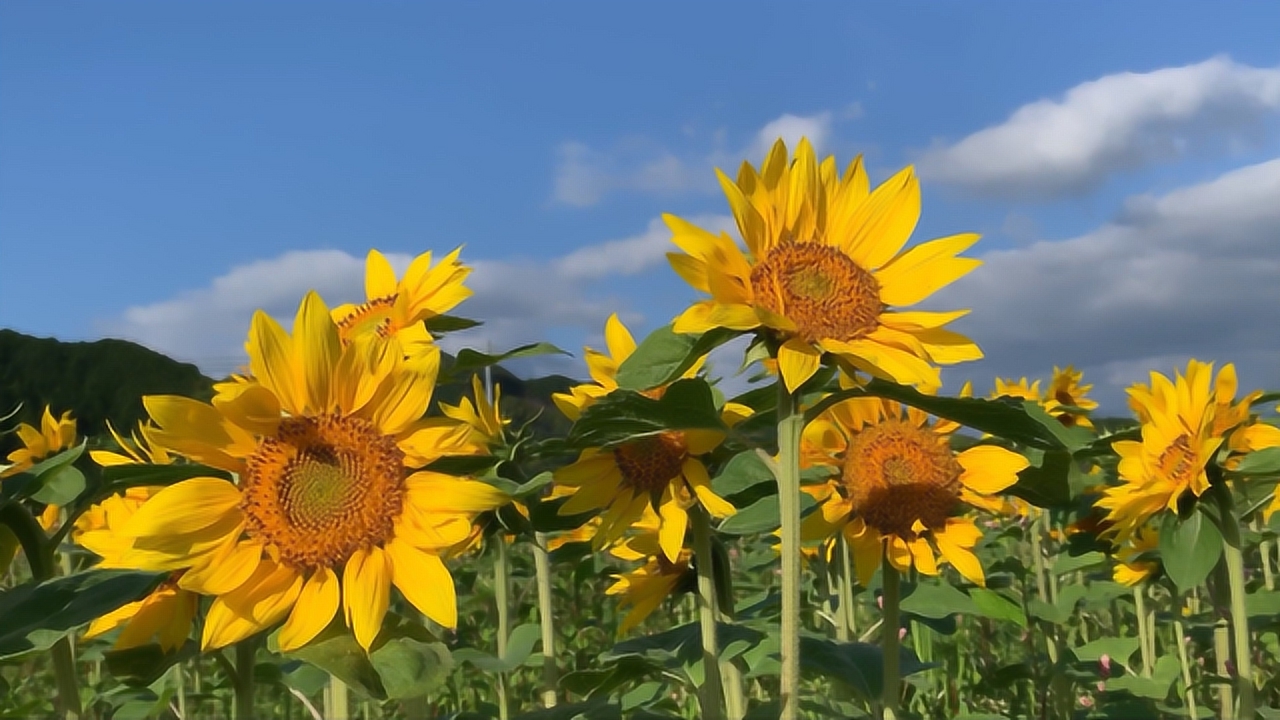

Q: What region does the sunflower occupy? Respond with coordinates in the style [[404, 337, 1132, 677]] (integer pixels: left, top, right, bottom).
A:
[[2, 406, 77, 478], [551, 314, 744, 563], [330, 248, 472, 358], [1095, 361, 1239, 542], [1044, 366, 1098, 428], [991, 378, 1042, 403], [800, 396, 1028, 586], [1112, 525, 1160, 587], [664, 137, 982, 393], [441, 374, 509, 451], [116, 291, 506, 652], [605, 509, 692, 634]]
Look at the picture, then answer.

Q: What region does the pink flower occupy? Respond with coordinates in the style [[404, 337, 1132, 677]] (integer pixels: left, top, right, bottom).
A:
[[1099, 654, 1112, 679]]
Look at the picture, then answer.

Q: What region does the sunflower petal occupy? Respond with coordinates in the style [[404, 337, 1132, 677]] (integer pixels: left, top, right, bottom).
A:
[[344, 546, 392, 651]]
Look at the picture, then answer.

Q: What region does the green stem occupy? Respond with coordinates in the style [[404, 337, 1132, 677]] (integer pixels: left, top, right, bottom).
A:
[[174, 661, 187, 720], [881, 555, 901, 720], [1030, 519, 1059, 664], [533, 532, 559, 709], [234, 641, 256, 720], [691, 506, 725, 720], [1174, 617, 1199, 720], [495, 538, 511, 720], [774, 381, 803, 720], [0, 503, 81, 719], [1213, 619, 1233, 720], [836, 535, 854, 642], [1215, 488, 1256, 719], [1134, 584, 1152, 678], [327, 676, 350, 720]]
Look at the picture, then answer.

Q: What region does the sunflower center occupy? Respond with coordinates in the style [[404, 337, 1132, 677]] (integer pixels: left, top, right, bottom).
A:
[[843, 419, 961, 537], [613, 433, 687, 494], [241, 414, 405, 570], [749, 242, 882, 343], [335, 295, 399, 345], [1157, 434, 1199, 486]]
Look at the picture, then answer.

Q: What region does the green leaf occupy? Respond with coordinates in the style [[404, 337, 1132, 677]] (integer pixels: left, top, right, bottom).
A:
[[615, 325, 740, 392], [969, 589, 1027, 628], [1006, 451, 1074, 509], [1159, 507, 1223, 593], [799, 635, 934, 700], [511, 698, 621, 720], [804, 380, 1075, 451], [0, 525, 17, 578], [1247, 590, 1280, 617], [104, 641, 199, 687], [369, 636, 452, 700], [444, 343, 569, 381], [716, 492, 817, 536], [455, 623, 543, 673], [101, 462, 232, 489], [1053, 551, 1106, 575], [711, 451, 776, 498], [900, 580, 978, 619], [424, 314, 482, 334], [1233, 447, 1280, 476], [1070, 636, 1141, 668], [1105, 654, 1180, 698], [0, 570, 165, 658], [30, 464, 85, 506], [620, 681, 666, 712], [567, 378, 725, 448], [282, 622, 387, 699]]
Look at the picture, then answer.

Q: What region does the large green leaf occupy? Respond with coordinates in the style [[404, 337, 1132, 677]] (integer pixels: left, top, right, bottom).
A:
[[969, 589, 1027, 628], [799, 635, 934, 700], [443, 343, 569, 382], [0, 570, 165, 658], [804, 381, 1080, 451], [615, 325, 741, 392], [30, 464, 85, 506], [711, 451, 776, 498], [567, 378, 725, 448], [716, 492, 818, 536], [455, 623, 543, 673], [1233, 447, 1280, 476], [1159, 506, 1223, 593], [1005, 451, 1074, 509], [1105, 654, 1180, 698], [369, 636, 452, 700], [900, 580, 978, 619], [1070, 636, 1142, 669]]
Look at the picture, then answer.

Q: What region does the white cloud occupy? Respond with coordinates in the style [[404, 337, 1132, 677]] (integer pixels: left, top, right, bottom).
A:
[[102, 216, 730, 378], [935, 157, 1280, 411], [553, 111, 837, 207], [918, 56, 1280, 199]]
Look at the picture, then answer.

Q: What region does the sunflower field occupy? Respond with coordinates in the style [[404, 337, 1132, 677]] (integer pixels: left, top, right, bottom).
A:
[[4, 138, 1280, 720]]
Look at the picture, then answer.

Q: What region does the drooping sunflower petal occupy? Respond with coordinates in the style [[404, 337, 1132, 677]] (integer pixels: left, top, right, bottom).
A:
[[777, 338, 822, 393], [387, 539, 457, 629], [344, 545, 392, 651], [278, 568, 340, 652]]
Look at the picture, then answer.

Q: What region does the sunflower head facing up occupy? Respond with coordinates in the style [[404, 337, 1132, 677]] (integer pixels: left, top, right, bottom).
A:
[[551, 314, 743, 563], [664, 137, 983, 393], [330, 248, 472, 359], [1097, 360, 1236, 542], [3, 405, 77, 478], [117, 291, 505, 653], [802, 396, 1028, 586]]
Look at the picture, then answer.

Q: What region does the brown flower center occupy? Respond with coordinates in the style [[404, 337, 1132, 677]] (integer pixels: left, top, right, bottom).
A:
[[1156, 434, 1199, 488], [749, 241, 882, 343], [335, 295, 400, 345], [241, 414, 405, 570], [613, 432, 688, 494], [843, 419, 961, 537]]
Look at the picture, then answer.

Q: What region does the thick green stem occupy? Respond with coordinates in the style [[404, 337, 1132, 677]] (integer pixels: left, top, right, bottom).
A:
[[1134, 584, 1152, 677], [1217, 497, 1256, 718], [234, 641, 256, 720], [495, 539, 511, 720], [0, 503, 81, 719], [881, 556, 901, 720], [691, 506, 725, 720], [1174, 617, 1199, 720], [836, 535, 854, 642], [775, 381, 804, 720], [533, 532, 559, 708], [326, 676, 350, 720], [1213, 620, 1233, 720]]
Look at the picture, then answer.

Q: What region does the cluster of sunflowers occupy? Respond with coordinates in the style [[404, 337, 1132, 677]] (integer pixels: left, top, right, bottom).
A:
[[3, 137, 1280, 720]]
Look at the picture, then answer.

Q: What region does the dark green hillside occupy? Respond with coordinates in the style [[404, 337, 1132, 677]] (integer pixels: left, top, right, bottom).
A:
[[0, 329, 216, 447]]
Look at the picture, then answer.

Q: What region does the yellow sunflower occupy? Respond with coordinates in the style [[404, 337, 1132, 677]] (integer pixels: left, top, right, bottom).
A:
[[991, 377, 1042, 403], [2, 405, 77, 477], [441, 374, 509, 451], [551, 314, 745, 563], [116, 291, 506, 652], [605, 508, 692, 634], [1096, 361, 1238, 542], [801, 396, 1029, 586], [664, 137, 982, 393], [1044, 366, 1098, 428], [330, 248, 472, 357], [1112, 525, 1160, 587]]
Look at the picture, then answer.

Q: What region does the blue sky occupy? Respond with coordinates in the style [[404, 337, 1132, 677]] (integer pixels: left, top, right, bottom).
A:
[[4, 2, 1280, 411]]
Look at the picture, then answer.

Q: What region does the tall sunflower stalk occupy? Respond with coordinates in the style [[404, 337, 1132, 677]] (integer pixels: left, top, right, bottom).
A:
[[664, 138, 985, 717]]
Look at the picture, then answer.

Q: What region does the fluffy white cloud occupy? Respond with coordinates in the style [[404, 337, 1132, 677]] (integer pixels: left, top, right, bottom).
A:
[[918, 56, 1280, 199], [553, 111, 836, 207], [936, 157, 1280, 410], [102, 216, 730, 378]]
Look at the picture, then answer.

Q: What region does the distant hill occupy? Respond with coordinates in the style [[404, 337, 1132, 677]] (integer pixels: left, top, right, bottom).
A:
[[0, 329, 216, 448], [0, 329, 578, 451]]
